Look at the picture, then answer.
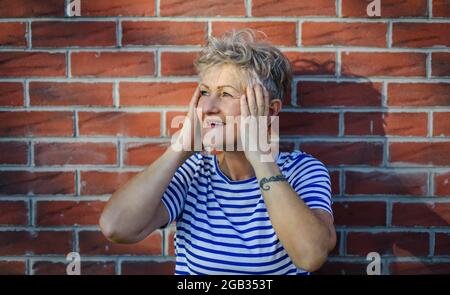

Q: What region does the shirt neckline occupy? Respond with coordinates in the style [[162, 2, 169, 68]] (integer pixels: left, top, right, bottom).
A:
[[213, 152, 282, 185], [213, 154, 257, 184]]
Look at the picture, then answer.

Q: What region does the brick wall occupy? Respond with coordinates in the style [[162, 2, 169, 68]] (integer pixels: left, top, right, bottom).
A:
[[0, 0, 449, 275]]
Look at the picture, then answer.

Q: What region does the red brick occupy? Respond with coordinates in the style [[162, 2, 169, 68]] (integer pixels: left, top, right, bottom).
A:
[[342, 0, 427, 17], [81, 0, 154, 16], [279, 112, 339, 136], [345, 171, 427, 195], [32, 22, 116, 47], [0, 0, 64, 17], [0, 111, 74, 137], [0, 141, 28, 165], [212, 22, 297, 46], [37, 201, 105, 226], [435, 172, 450, 196], [390, 262, 450, 275], [393, 23, 450, 48], [79, 230, 162, 255], [34, 262, 68, 275], [0, 52, 65, 77], [32, 261, 116, 275], [80, 171, 138, 195], [435, 233, 450, 255], [0, 23, 26, 46], [0, 171, 75, 195], [302, 22, 387, 47], [341, 52, 426, 77], [297, 82, 382, 107], [0, 82, 23, 106], [34, 142, 117, 166], [167, 226, 176, 256], [122, 21, 206, 46], [315, 261, 368, 275], [78, 111, 160, 137], [283, 83, 292, 106], [0, 201, 28, 225], [124, 142, 168, 166], [432, 52, 450, 76], [392, 203, 450, 226], [79, 262, 117, 275], [252, 0, 335, 16], [332, 202, 386, 226], [347, 232, 429, 256], [121, 261, 175, 275], [388, 83, 450, 106], [71, 52, 154, 77], [161, 52, 198, 76], [433, 112, 450, 136], [120, 82, 196, 106], [300, 142, 383, 166], [389, 142, 450, 166], [83, 262, 117, 275], [30, 82, 113, 106], [160, 0, 245, 16], [329, 170, 340, 196], [344, 112, 428, 136], [0, 231, 72, 255], [433, 0, 450, 17], [284, 52, 336, 76], [0, 261, 26, 275]]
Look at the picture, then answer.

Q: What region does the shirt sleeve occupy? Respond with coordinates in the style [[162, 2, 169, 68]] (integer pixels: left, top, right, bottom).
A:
[[159, 153, 201, 228], [284, 152, 333, 217]]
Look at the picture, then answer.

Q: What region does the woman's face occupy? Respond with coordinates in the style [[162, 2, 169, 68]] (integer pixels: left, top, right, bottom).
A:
[[198, 64, 247, 152]]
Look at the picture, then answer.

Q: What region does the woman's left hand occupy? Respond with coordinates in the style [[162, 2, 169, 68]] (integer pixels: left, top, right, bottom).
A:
[[239, 82, 275, 164]]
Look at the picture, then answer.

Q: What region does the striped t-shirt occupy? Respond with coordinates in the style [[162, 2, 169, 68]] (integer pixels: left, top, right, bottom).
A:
[[160, 150, 333, 275]]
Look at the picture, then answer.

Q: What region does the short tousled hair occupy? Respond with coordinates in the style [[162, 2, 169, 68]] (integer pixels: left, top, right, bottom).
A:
[[193, 28, 292, 102]]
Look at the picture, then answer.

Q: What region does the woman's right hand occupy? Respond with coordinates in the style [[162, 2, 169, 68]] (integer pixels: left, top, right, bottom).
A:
[[169, 85, 203, 156]]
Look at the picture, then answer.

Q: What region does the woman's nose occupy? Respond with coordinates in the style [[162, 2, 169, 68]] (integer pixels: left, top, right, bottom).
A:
[[201, 94, 220, 114]]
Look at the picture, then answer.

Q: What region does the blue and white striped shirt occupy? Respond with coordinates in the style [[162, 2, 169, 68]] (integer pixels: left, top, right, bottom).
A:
[[161, 150, 333, 275]]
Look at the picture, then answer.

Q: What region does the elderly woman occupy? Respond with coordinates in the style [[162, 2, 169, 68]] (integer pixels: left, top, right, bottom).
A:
[[99, 29, 336, 275]]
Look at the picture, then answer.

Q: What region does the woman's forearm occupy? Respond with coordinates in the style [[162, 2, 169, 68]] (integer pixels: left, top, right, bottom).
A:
[[252, 160, 334, 272], [99, 147, 191, 243]]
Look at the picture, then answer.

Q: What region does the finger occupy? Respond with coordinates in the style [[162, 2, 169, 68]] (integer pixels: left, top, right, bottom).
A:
[[263, 86, 270, 116], [188, 85, 202, 121], [189, 85, 201, 110], [184, 86, 201, 144], [239, 94, 249, 152], [246, 85, 257, 116], [255, 83, 265, 116], [240, 94, 249, 118]]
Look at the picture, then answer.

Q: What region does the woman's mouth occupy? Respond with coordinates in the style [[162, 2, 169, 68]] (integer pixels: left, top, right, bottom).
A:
[[206, 120, 225, 128]]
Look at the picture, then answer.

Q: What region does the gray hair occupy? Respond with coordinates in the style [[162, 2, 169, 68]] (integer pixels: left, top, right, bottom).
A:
[[194, 28, 292, 102]]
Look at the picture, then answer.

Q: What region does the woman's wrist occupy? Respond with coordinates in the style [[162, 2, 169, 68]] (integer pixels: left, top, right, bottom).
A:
[[166, 144, 193, 162]]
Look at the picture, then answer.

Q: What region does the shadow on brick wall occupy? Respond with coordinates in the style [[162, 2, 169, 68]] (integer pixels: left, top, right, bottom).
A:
[[292, 59, 449, 275]]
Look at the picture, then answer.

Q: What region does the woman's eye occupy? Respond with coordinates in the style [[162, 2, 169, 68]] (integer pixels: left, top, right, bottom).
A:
[[199, 90, 234, 98]]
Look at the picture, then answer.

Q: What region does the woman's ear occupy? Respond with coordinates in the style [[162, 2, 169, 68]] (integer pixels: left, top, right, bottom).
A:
[[269, 99, 283, 117], [267, 99, 282, 128]]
